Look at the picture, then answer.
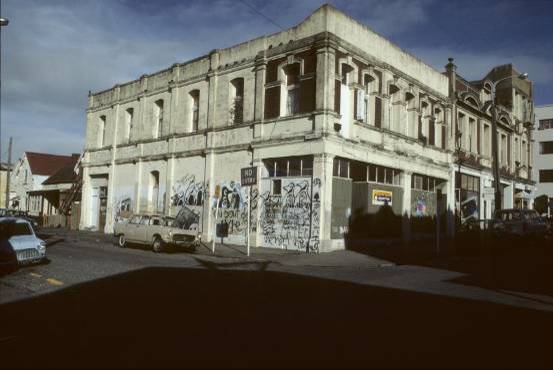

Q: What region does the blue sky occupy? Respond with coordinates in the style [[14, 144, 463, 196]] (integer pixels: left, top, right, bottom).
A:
[[1, 0, 552, 160]]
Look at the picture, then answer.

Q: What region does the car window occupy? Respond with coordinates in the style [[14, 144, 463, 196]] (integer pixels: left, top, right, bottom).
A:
[[0, 222, 33, 238], [139, 216, 150, 225], [151, 218, 160, 226], [512, 211, 521, 220], [130, 216, 141, 224]]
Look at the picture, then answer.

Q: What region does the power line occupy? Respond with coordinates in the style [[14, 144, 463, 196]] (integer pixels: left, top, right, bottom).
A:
[[238, 0, 285, 31]]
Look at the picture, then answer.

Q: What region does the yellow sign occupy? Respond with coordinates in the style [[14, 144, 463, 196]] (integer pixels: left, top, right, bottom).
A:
[[214, 185, 221, 198], [372, 189, 393, 206]]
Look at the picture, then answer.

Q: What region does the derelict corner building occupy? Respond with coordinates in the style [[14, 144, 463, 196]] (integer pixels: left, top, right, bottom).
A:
[[80, 4, 535, 252]]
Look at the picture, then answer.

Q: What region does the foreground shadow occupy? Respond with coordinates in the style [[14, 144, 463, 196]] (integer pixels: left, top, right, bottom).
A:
[[1, 267, 552, 369], [347, 214, 553, 297]]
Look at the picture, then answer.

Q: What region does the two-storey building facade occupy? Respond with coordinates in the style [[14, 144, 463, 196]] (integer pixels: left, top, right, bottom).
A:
[[80, 5, 533, 251], [446, 62, 535, 222]]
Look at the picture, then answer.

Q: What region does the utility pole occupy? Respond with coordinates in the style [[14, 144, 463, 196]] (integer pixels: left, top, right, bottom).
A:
[[5, 136, 12, 208]]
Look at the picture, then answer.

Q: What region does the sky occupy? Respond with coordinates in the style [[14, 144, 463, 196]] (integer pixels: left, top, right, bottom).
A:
[[1, 0, 552, 161]]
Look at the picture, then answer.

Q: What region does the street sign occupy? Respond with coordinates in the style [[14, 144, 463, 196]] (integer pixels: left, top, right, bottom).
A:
[[241, 167, 257, 187]]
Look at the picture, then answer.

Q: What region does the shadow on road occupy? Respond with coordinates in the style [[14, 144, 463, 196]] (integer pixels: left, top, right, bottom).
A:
[[1, 267, 552, 368], [346, 233, 553, 297]]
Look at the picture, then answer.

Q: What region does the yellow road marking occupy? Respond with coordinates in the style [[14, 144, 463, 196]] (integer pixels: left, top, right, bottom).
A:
[[46, 278, 63, 286], [29, 272, 42, 278]]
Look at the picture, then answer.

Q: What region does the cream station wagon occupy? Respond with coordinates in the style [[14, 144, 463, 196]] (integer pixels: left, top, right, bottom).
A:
[[113, 208, 200, 253]]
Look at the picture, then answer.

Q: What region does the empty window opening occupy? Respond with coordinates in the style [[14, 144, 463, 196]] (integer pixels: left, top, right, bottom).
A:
[[154, 100, 164, 138], [98, 115, 107, 147], [285, 63, 300, 116], [125, 108, 134, 143], [230, 78, 244, 124], [190, 90, 200, 131]]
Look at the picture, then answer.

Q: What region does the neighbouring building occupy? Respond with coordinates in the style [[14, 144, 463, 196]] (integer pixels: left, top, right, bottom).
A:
[[30, 154, 82, 228], [533, 104, 553, 215], [80, 5, 534, 251], [0, 162, 14, 208], [11, 152, 79, 216], [448, 62, 535, 221]]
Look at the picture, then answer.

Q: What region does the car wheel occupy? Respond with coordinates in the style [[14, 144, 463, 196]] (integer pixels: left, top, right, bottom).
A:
[[152, 236, 164, 253], [118, 235, 127, 248]]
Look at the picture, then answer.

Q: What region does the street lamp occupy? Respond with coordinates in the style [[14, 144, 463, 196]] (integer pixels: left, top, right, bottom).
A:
[[1, 17, 8, 208], [490, 72, 528, 213]]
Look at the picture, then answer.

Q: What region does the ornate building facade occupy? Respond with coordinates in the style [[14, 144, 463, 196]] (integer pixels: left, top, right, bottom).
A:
[[80, 5, 534, 251]]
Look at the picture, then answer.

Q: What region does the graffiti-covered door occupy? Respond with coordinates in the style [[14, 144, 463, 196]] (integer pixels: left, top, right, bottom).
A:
[[259, 177, 320, 252], [98, 186, 108, 232]]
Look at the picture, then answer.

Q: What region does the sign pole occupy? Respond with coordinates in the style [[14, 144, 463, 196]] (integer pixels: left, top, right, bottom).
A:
[[212, 198, 219, 254], [246, 186, 251, 257]]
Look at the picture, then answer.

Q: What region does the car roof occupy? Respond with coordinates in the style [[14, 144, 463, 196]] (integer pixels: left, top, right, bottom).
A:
[[0, 217, 31, 224]]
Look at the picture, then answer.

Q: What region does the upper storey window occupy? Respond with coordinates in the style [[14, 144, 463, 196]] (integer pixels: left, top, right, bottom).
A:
[[190, 90, 200, 131], [539, 119, 553, 130], [154, 99, 164, 139], [229, 78, 244, 124], [98, 115, 107, 148], [125, 108, 134, 144], [285, 63, 300, 116]]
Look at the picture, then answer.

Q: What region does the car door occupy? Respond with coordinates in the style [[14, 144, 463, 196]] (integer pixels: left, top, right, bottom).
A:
[[125, 215, 142, 243], [137, 216, 151, 244]]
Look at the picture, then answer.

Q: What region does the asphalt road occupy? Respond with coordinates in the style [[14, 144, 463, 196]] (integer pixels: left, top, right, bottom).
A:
[[1, 236, 552, 368]]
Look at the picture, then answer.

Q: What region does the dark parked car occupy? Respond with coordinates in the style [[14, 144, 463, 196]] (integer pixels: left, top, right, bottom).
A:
[[491, 209, 551, 241], [0, 228, 18, 274]]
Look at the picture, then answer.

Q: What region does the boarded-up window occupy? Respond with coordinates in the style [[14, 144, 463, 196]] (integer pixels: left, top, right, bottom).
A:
[[299, 77, 315, 114], [374, 96, 382, 128], [264, 86, 280, 119]]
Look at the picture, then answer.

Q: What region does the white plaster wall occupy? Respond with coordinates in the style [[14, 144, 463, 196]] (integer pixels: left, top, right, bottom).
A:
[[534, 105, 553, 198]]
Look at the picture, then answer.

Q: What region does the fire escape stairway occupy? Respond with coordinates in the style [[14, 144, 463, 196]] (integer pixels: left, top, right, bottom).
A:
[[60, 176, 82, 216]]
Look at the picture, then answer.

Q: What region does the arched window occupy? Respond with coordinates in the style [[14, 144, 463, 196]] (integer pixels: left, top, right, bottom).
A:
[[149, 171, 160, 213], [125, 108, 134, 143], [284, 63, 300, 116], [154, 100, 164, 138], [465, 96, 479, 109], [189, 90, 200, 131], [98, 115, 107, 148], [229, 78, 244, 124]]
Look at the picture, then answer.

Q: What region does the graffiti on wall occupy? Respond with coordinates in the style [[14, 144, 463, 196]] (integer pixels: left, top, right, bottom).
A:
[[215, 181, 258, 236], [260, 178, 321, 252], [113, 195, 133, 222], [171, 174, 206, 207], [412, 191, 436, 217]]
